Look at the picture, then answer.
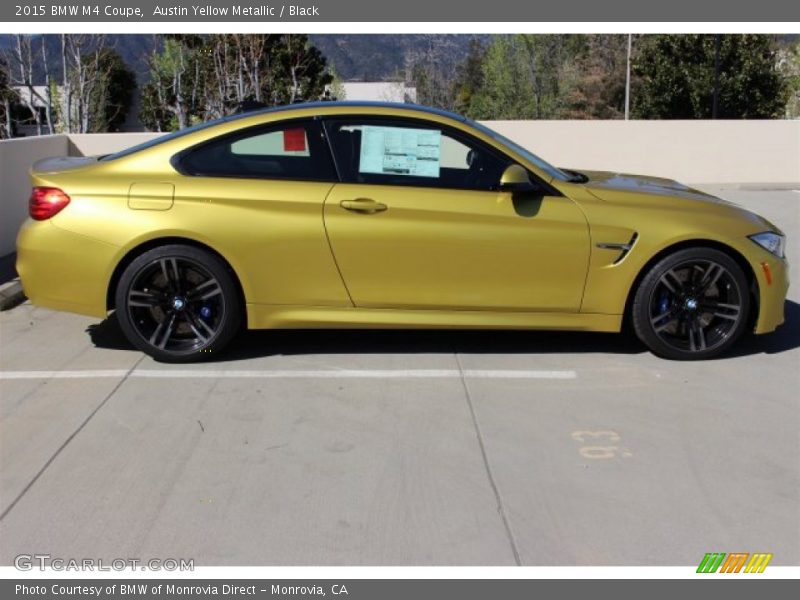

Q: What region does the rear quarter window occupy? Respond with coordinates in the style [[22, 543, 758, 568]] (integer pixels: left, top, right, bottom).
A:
[[176, 120, 335, 181]]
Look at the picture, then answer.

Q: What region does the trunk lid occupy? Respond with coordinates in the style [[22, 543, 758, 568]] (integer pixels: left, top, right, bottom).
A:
[[31, 156, 98, 175]]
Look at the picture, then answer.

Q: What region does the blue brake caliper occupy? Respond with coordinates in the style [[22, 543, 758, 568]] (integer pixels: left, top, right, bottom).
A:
[[658, 292, 670, 316]]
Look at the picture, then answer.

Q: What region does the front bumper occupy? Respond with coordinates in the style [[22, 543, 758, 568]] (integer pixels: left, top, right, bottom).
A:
[[746, 245, 789, 335]]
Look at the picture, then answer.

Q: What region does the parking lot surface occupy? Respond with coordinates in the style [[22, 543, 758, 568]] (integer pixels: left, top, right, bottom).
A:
[[1, 187, 798, 566]]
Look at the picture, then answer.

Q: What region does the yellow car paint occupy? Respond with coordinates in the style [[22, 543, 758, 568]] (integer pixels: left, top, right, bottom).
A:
[[16, 102, 788, 345]]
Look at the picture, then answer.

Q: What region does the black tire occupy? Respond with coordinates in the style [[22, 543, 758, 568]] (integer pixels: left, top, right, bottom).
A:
[[632, 247, 750, 360], [115, 244, 242, 363]]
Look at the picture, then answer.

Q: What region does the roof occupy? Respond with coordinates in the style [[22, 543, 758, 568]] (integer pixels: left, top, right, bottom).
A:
[[241, 100, 466, 123], [11, 86, 51, 107]]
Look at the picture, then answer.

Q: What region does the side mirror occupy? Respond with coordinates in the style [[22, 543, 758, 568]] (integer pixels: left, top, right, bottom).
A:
[[499, 164, 538, 193]]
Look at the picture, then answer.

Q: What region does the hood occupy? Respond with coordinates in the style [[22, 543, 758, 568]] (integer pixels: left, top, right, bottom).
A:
[[575, 170, 725, 203], [572, 169, 778, 232]]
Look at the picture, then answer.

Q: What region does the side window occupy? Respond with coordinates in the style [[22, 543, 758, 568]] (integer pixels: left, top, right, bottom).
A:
[[326, 119, 510, 191], [230, 129, 310, 157], [178, 120, 335, 181]]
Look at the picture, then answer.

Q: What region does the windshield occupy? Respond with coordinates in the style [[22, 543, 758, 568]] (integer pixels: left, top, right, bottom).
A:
[[466, 119, 571, 182]]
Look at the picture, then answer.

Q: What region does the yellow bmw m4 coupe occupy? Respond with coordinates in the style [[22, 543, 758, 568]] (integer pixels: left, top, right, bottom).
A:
[[17, 102, 788, 362]]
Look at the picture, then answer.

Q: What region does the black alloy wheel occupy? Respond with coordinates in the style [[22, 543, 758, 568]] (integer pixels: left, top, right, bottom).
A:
[[632, 248, 750, 360], [115, 245, 241, 362]]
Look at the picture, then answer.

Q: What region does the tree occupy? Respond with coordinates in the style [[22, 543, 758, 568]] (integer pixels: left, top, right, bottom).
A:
[[203, 34, 278, 118], [452, 39, 486, 115], [39, 37, 55, 134], [86, 48, 136, 132], [467, 35, 582, 120], [140, 34, 333, 130], [562, 35, 630, 119], [326, 64, 346, 101], [778, 40, 800, 118], [139, 81, 172, 132], [60, 34, 72, 132], [3, 35, 48, 134], [140, 35, 207, 131], [55, 34, 133, 133], [0, 56, 16, 138], [273, 34, 332, 104], [520, 35, 583, 119], [0, 34, 133, 136], [406, 35, 460, 110], [62, 34, 107, 133], [466, 36, 526, 119], [633, 34, 788, 119]]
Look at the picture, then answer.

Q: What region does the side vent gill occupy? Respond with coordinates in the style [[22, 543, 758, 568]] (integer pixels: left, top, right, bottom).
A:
[[596, 232, 639, 264]]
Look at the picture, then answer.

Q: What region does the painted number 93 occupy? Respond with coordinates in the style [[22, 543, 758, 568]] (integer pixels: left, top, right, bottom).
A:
[[571, 430, 632, 459]]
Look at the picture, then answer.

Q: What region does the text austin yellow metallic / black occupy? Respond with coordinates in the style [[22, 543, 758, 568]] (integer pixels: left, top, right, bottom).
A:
[[16, 102, 789, 361]]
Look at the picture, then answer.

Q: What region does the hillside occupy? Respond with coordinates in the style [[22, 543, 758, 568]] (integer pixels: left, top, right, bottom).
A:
[[0, 34, 490, 82]]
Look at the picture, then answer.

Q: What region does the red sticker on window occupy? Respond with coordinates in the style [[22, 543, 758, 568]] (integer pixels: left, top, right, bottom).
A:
[[283, 128, 306, 152]]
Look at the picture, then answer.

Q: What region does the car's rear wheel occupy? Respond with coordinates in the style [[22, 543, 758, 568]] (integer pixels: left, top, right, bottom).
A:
[[632, 248, 750, 360], [115, 244, 242, 362]]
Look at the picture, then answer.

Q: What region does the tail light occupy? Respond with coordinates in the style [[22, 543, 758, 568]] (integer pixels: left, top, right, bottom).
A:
[[29, 187, 71, 220]]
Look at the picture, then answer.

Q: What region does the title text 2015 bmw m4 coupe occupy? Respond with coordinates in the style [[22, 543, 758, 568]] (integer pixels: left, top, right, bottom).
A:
[[17, 102, 788, 361]]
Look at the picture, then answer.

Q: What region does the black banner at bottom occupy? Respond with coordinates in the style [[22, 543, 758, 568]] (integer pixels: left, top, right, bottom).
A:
[[3, 579, 797, 600]]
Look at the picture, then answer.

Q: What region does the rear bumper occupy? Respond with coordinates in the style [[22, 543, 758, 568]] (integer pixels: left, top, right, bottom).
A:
[[16, 219, 117, 318]]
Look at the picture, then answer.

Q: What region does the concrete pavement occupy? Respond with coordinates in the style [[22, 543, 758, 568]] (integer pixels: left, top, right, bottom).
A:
[[0, 188, 797, 566]]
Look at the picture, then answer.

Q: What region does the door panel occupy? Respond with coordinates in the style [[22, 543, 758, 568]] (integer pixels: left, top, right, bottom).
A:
[[324, 184, 590, 312], [174, 178, 349, 306], [171, 119, 349, 307]]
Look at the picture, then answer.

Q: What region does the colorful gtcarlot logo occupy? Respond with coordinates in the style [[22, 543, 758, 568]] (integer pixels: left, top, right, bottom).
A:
[[696, 552, 773, 573]]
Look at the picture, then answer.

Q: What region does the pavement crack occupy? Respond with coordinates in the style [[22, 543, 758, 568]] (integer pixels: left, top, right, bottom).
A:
[[454, 352, 522, 566], [0, 355, 145, 522]]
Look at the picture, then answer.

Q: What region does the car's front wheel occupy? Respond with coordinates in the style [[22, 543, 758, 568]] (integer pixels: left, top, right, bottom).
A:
[[632, 247, 751, 360], [115, 244, 242, 362]]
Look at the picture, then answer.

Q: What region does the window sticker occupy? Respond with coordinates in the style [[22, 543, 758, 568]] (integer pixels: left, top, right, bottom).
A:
[[358, 126, 441, 178], [283, 128, 306, 152]]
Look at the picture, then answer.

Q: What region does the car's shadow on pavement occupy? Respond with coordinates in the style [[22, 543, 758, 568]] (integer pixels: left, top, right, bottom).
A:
[[87, 300, 800, 362]]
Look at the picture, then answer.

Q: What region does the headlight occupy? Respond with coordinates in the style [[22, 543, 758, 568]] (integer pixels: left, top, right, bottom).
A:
[[749, 232, 786, 258]]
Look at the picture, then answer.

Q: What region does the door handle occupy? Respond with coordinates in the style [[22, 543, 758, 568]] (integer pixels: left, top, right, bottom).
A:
[[339, 198, 387, 214]]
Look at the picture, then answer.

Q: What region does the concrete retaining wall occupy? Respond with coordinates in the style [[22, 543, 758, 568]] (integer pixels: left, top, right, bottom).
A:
[[487, 119, 800, 186], [1, 120, 798, 257], [66, 133, 165, 158], [0, 135, 69, 257]]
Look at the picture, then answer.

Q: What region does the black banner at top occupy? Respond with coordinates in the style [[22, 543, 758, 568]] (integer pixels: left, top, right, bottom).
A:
[[1, 0, 799, 23]]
